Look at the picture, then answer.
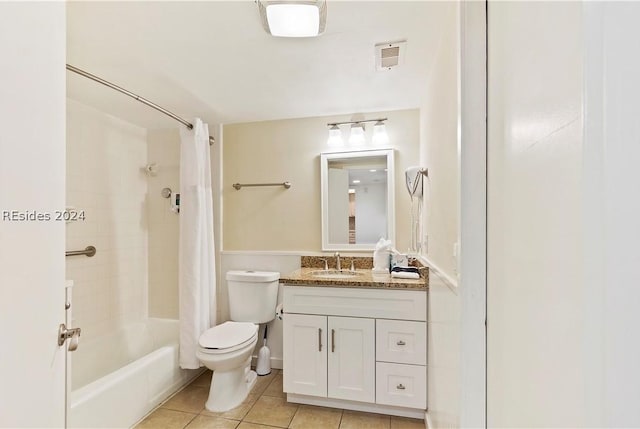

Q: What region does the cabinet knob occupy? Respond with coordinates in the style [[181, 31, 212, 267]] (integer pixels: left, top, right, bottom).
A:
[[396, 340, 406, 346], [396, 384, 406, 390]]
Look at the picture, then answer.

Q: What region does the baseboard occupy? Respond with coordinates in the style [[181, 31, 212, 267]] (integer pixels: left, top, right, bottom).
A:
[[287, 393, 425, 419], [425, 410, 433, 429]]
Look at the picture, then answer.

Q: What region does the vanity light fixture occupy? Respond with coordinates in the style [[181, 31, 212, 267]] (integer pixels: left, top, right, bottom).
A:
[[326, 117, 388, 147], [257, 0, 327, 38]]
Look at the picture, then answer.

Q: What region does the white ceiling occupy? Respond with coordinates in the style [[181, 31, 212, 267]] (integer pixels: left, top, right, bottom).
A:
[[66, 1, 453, 129]]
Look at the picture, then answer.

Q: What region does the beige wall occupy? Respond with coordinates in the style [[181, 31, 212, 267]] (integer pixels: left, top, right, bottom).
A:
[[223, 109, 420, 252], [66, 99, 149, 345], [420, 1, 460, 280], [488, 2, 585, 426]]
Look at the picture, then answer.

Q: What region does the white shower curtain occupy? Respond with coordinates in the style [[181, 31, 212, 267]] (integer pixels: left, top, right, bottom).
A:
[[178, 118, 216, 369]]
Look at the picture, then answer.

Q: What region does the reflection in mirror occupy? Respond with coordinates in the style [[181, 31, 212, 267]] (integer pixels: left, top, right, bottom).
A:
[[321, 150, 395, 251]]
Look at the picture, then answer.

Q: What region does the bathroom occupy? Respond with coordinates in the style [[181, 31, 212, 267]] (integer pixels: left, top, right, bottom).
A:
[[63, 1, 457, 427], [4, 1, 640, 429], [63, 0, 457, 426]]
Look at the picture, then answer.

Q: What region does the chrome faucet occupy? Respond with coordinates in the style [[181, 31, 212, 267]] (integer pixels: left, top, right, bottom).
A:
[[318, 258, 328, 270], [334, 252, 341, 271]]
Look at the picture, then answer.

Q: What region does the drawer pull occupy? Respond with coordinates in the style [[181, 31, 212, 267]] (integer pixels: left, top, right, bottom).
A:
[[396, 384, 406, 390], [396, 340, 406, 346], [318, 328, 322, 352], [331, 329, 335, 353]]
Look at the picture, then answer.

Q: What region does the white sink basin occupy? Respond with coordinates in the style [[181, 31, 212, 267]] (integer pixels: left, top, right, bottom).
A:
[[310, 270, 364, 279]]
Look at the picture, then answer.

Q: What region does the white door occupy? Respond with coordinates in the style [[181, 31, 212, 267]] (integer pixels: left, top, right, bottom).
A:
[[327, 316, 375, 402], [0, 2, 66, 427], [283, 314, 327, 397]]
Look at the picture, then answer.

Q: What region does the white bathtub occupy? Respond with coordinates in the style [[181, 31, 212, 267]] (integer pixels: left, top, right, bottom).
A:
[[69, 318, 201, 429]]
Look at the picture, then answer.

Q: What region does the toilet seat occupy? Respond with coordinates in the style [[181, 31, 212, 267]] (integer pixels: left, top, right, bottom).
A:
[[199, 321, 258, 354]]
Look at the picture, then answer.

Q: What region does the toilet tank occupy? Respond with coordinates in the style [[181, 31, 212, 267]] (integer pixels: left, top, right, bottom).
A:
[[227, 270, 280, 323]]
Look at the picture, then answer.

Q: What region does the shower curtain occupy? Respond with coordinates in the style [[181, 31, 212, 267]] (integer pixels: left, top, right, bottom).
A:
[[178, 118, 216, 369]]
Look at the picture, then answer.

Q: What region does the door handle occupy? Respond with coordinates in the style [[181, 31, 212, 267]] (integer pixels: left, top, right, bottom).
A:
[[58, 323, 81, 351], [318, 328, 322, 352]]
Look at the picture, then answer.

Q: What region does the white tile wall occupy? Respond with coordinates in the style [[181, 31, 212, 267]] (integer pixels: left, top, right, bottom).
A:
[[66, 99, 149, 342], [147, 129, 181, 319]]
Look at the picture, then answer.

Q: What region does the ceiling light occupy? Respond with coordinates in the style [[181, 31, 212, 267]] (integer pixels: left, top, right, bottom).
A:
[[258, 1, 327, 38], [327, 124, 343, 146], [352, 180, 361, 184], [372, 120, 389, 145], [369, 169, 377, 173], [349, 123, 365, 145]]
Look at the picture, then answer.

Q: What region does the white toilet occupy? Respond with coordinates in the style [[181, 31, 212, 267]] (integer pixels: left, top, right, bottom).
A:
[[196, 270, 280, 412]]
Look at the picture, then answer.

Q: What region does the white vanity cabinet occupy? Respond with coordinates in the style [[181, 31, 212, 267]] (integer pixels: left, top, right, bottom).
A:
[[282, 285, 427, 418], [284, 314, 375, 402]]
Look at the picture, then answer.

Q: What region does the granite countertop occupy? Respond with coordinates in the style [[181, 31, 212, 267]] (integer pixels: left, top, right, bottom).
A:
[[280, 267, 428, 290]]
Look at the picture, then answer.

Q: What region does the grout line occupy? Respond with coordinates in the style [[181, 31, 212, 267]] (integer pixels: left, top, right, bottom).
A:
[[181, 412, 198, 429]]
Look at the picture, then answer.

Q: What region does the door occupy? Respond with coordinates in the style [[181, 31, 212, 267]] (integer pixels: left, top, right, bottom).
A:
[[0, 2, 66, 427], [327, 316, 375, 402], [283, 314, 327, 397]]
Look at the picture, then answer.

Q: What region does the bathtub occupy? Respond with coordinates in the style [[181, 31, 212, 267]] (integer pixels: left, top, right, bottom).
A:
[[68, 318, 201, 429]]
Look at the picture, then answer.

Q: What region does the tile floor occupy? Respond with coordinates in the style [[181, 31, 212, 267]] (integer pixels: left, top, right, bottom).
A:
[[135, 369, 425, 429]]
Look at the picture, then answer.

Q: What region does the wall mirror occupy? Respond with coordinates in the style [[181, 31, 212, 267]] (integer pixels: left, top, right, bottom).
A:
[[321, 149, 395, 251]]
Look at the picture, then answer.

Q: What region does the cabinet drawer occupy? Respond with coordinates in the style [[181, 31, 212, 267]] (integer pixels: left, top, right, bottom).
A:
[[376, 320, 426, 365], [283, 286, 427, 321], [375, 362, 427, 409]]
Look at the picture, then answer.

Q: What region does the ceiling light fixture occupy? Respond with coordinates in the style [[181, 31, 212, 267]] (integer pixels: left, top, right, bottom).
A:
[[326, 117, 388, 147], [258, 1, 327, 38]]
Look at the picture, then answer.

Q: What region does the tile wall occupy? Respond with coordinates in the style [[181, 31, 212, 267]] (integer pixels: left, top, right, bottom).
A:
[[66, 99, 149, 343]]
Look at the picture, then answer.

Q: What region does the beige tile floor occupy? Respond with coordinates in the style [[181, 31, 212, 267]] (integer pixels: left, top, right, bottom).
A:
[[135, 369, 425, 429]]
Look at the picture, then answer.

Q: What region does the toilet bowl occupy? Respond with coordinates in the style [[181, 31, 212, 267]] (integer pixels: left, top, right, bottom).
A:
[[196, 321, 259, 412]]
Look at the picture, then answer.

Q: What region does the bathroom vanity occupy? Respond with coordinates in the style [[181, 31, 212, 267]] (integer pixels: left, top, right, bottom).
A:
[[280, 267, 428, 419]]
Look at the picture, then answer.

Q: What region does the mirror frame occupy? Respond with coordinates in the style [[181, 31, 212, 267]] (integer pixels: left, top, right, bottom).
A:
[[320, 149, 395, 251]]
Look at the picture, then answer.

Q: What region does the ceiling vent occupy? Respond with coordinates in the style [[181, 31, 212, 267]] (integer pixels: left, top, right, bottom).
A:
[[375, 41, 407, 71]]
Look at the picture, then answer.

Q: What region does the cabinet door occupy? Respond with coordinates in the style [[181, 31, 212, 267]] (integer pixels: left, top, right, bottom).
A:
[[283, 313, 327, 397], [327, 316, 375, 403]]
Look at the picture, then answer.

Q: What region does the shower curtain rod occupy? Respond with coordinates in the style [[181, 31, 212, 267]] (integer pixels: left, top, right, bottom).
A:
[[66, 64, 215, 145]]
